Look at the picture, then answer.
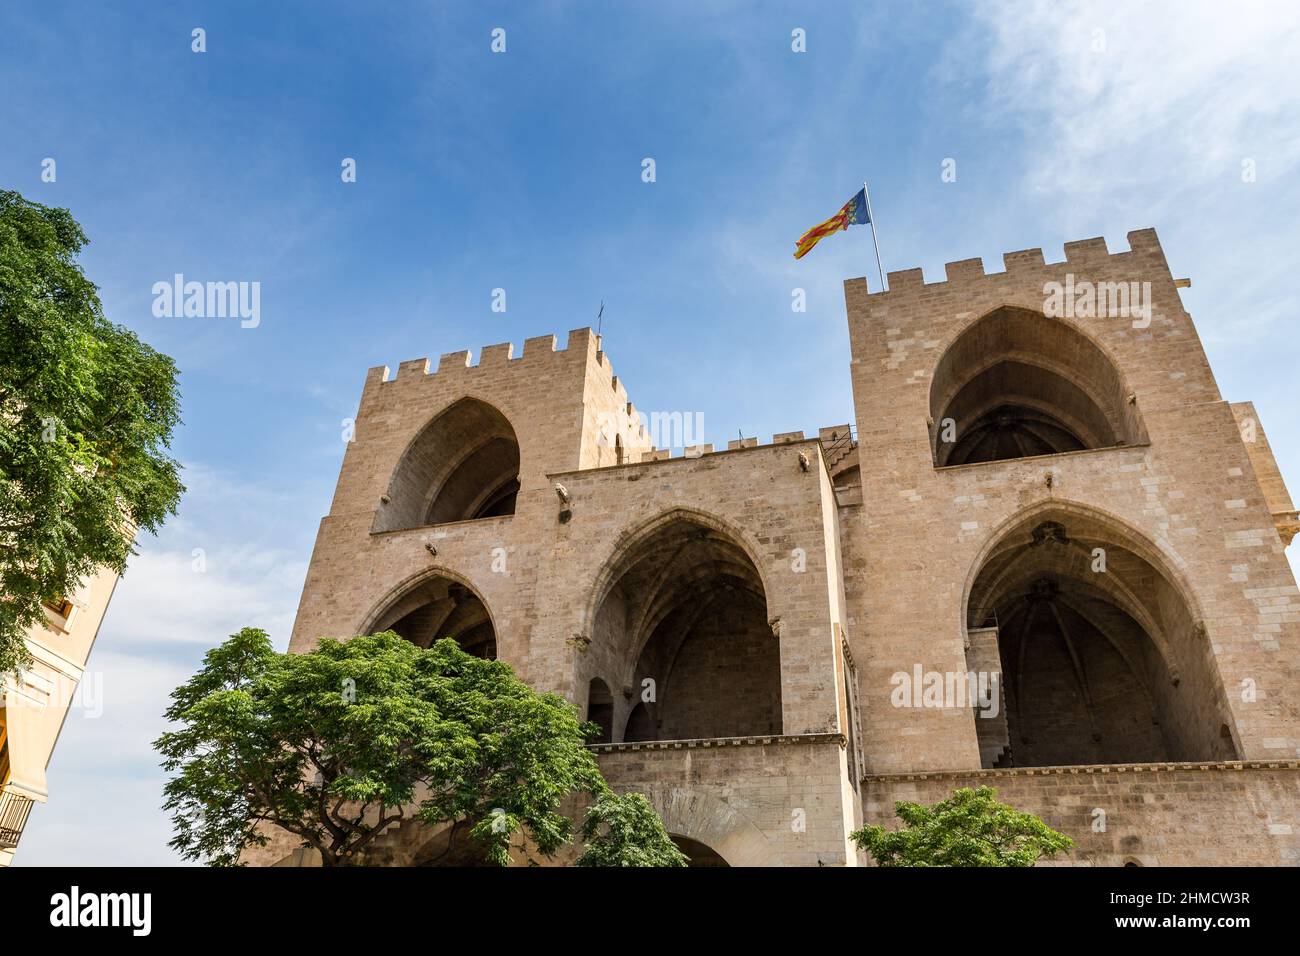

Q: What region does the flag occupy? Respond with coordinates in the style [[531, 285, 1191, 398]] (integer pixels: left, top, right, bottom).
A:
[[793, 188, 869, 259]]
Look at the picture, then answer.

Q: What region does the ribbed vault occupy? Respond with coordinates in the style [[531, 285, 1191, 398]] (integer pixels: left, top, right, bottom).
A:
[[931, 307, 1147, 466], [374, 397, 520, 532], [585, 515, 781, 742], [371, 575, 496, 660], [966, 512, 1237, 768]]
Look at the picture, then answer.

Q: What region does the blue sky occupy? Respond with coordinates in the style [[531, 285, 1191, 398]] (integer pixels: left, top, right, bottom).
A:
[[3, 1, 1298, 864]]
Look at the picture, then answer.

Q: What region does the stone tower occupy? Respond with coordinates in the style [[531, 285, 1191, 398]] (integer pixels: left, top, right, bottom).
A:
[[847, 229, 1299, 865], [256, 228, 1299, 867]]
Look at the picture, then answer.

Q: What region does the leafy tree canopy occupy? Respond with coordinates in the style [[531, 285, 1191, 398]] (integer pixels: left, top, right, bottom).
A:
[[576, 791, 688, 867], [0, 189, 183, 673], [157, 629, 683, 867], [851, 785, 1074, 867]]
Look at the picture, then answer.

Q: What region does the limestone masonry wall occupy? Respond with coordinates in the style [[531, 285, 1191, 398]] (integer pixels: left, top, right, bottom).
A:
[[267, 226, 1298, 867], [841, 229, 1300, 774], [864, 762, 1300, 866]]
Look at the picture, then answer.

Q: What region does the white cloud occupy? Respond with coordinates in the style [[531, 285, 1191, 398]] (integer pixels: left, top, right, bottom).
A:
[[109, 546, 304, 648], [107, 461, 310, 648], [971, 0, 1300, 201], [952, 0, 1300, 351]]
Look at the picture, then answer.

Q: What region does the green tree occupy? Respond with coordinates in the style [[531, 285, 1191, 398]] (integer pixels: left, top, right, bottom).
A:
[[576, 791, 688, 867], [157, 628, 681, 867], [0, 189, 183, 673], [851, 786, 1074, 867]]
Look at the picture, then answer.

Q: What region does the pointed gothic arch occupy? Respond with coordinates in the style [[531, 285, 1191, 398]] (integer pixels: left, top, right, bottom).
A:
[[584, 509, 781, 742], [929, 306, 1148, 467], [963, 502, 1237, 767], [373, 396, 520, 532], [362, 568, 498, 660]]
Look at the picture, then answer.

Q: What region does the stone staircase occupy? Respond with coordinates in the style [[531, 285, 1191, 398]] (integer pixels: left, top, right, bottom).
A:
[[364, 813, 436, 865], [819, 424, 858, 471]]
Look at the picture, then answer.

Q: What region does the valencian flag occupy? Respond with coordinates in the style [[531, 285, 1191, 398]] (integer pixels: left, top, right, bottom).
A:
[[793, 187, 869, 259]]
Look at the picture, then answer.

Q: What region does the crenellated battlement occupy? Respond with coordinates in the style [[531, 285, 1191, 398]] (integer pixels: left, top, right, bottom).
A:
[[359, 326, 646, 425], [847, 228, 1172, 303], [630, 426, 852, 465], [363, 326, 603, 390], [357, 325, 651, 457]]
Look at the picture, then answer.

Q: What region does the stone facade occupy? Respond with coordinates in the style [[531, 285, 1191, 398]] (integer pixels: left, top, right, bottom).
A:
[[259, 227, 1299, 866], [863, 761, 1298, 866]]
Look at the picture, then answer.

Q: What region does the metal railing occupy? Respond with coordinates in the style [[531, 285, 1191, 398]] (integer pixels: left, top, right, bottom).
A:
[[821, 424, 858, 467], [0, 790, 34, 849]]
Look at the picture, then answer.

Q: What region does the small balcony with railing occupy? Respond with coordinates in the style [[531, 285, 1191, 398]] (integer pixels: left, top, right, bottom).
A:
[[1, 720, 38, 864]]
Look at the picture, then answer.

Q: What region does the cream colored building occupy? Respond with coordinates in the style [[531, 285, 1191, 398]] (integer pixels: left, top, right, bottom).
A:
[[0, 566, 119, 866]]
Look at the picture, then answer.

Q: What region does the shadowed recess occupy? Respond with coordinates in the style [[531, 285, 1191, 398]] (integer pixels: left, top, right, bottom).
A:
[[672, 834, 729, 867], [374, 397, 520, 532], [930, 306, 1147, 467], [585, 515, 781, 743], [965, 512, 1237, 768], [371, 574, 496, 660]]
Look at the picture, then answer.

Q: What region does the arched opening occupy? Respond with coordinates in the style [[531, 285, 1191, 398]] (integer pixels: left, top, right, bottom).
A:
[[590, 513, 782, 742], [966, 508, 1237, 768], [672, 835, 730, 867], [929, 307, 1146, 467], [370, 574, 496, 660], [374, 397, 520, 532], [623, 701, 655, 741], [586, 678, 614, 744]]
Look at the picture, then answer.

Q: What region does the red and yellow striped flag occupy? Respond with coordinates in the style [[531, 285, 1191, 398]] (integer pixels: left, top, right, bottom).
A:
[[793, 187, 869, 260]]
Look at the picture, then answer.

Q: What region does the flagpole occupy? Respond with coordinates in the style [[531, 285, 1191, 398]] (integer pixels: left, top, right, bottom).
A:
[[863, 181, 887, 292]]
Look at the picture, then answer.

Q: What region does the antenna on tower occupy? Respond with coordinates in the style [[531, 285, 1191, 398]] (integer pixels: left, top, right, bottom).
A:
[[596, 300, 604, 338]]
